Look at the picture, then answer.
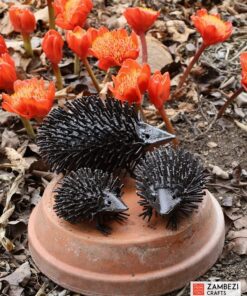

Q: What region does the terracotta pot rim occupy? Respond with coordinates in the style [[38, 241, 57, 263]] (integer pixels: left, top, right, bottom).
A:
[[29, 191, 224, 283]]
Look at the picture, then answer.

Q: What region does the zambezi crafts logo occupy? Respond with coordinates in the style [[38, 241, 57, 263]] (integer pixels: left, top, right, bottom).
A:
[[191, 282, 241, 296]]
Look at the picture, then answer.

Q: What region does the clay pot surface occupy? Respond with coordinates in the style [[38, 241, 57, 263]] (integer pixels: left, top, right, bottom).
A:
[[28, 175, 225, 296]]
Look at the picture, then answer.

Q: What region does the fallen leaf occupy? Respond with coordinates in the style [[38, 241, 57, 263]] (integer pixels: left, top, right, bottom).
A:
[[234, 120, 247, 132], [0, 261, 31, 287], [166, 20, 195, 43], [5, 148, 29, 172], [227, 229, 247, 240], [234, 216, 247, 229], [209, 164, 230, 180], [1, 129, 20, 149]]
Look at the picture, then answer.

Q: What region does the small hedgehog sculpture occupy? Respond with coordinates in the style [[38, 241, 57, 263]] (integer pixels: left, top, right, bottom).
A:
[[135, 147, 207, 229], [54, 168, 128, 234], [37, 95, 174, 174]]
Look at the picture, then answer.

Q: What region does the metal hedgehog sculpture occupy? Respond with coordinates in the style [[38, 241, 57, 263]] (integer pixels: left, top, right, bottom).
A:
[[54, 168, 128, 234], [37, 95, 174, 174], [135, 147, 207, 230]]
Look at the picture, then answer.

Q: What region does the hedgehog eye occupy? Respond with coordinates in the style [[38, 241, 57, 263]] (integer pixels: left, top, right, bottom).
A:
[[144, 134, 150, 139]]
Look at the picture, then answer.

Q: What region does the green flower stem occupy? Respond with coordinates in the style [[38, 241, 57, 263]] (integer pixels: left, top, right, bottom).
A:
[[74, 54, 80, 75], [217, 86, 244, 119], [20, 117, 36, 139], [158, 106, 179, 147], [178, 42, 207, 89], [52, 63, 63, 90], [22, 33, 34, 57], [139, 33, 148, 64], [47, 0, 55, 30], [82, 58, 101, 92]]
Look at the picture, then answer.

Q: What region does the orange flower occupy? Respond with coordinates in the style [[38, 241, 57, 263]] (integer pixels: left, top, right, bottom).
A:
[[2, 78, 55, 119], [148, 71, 170, 109], [191, 9, 232, 46], [66, 26, 91, 60], [240, 52, 247, 91], [123, 7, 160, 35], [109, 59, 150, 104], [42, 29, 64, 65], [0, 53, 17, 91], [90, 27, 139, 71], [9, 6, 36, 35], [53, 0, 93, 30], [0, 35, 8, 55]]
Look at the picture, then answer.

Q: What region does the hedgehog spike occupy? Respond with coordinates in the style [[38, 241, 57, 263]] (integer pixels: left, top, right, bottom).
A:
[[37, 95, 175, 174], [135, 147, 207, 230], [53, 168, 128, 235]]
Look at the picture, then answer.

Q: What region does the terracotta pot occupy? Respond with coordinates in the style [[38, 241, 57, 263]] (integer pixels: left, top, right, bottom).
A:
[[28, 175, 225, 296]]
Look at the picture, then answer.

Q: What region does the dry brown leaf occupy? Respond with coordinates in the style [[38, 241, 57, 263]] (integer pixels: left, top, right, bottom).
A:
[[34, 6, 49, 24], [0, 262, 31, 285], [234, 216, 247, 229], [234, 120, 247, 132], [1, 129, 20, 149], [227, 229, 247, 240], [5, 147, 29, 172], [166, 20, 195, 43]]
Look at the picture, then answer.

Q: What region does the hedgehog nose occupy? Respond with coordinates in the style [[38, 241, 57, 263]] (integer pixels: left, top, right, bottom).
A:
[[157, 188, 181, 215], [108, 193, 128, 212], [139, 122, 175, 145]]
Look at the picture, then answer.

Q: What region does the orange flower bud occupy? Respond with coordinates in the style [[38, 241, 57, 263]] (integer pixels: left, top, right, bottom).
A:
[[9, 6, 36, 35], [240, 52, 247, 91], [191, 9, 232, 46], [148, 71, 170, 109], [90, 27, 139, 71], [109, 59, 150, 104], [66, 26, 91, 60], [42, 29, 64, 65], [0, 53, 17, 91], [53, 0, 93, 30], [123, 7, 160, 35], [2, 78, 55, 119], [0, 35, 8, 55]]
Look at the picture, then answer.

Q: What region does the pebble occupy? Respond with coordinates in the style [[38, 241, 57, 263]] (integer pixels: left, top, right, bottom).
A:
[[207, 141, 218, 148]]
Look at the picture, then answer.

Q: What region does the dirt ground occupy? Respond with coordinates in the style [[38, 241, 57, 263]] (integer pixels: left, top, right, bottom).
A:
[[0, 0, 247, 295]]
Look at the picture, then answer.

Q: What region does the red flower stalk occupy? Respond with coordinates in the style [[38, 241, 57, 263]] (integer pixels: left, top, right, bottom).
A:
[[217, 52, 246, 119], [53, 0, 93, 30], [42, 29, 64, 90], [0, 53, 17, 91], [148, 71, 178, 146], [66, 26, 100, 90], [123, 7, 160, 35], [90, 27, 139, 71], [123, 7, 159, 64], [2, 78, 55, 138], [47, 0, 55, 29], [178, 9, 232, 89], [0, 35, 8, 55], [66, 26, 91, 60], [9, 6, 36, 57], [109, 59, 150, 105]]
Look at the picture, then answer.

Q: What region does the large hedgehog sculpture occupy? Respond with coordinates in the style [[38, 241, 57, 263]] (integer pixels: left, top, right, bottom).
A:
[[54, 168, 128, 234], [37, 95, 174, 174], [135, 147, 207, 229]]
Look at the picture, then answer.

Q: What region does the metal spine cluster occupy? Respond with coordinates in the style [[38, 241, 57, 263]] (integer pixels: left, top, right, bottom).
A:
[[135, 147, 207, 229], [54, 167, 128, 233], [37, 96, 144, 174]]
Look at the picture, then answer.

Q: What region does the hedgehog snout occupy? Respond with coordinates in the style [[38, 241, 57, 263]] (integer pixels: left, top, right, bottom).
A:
[[156, 188, 182, 215], [137, 122, 175, 145], [102, 192, 128, 213]]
